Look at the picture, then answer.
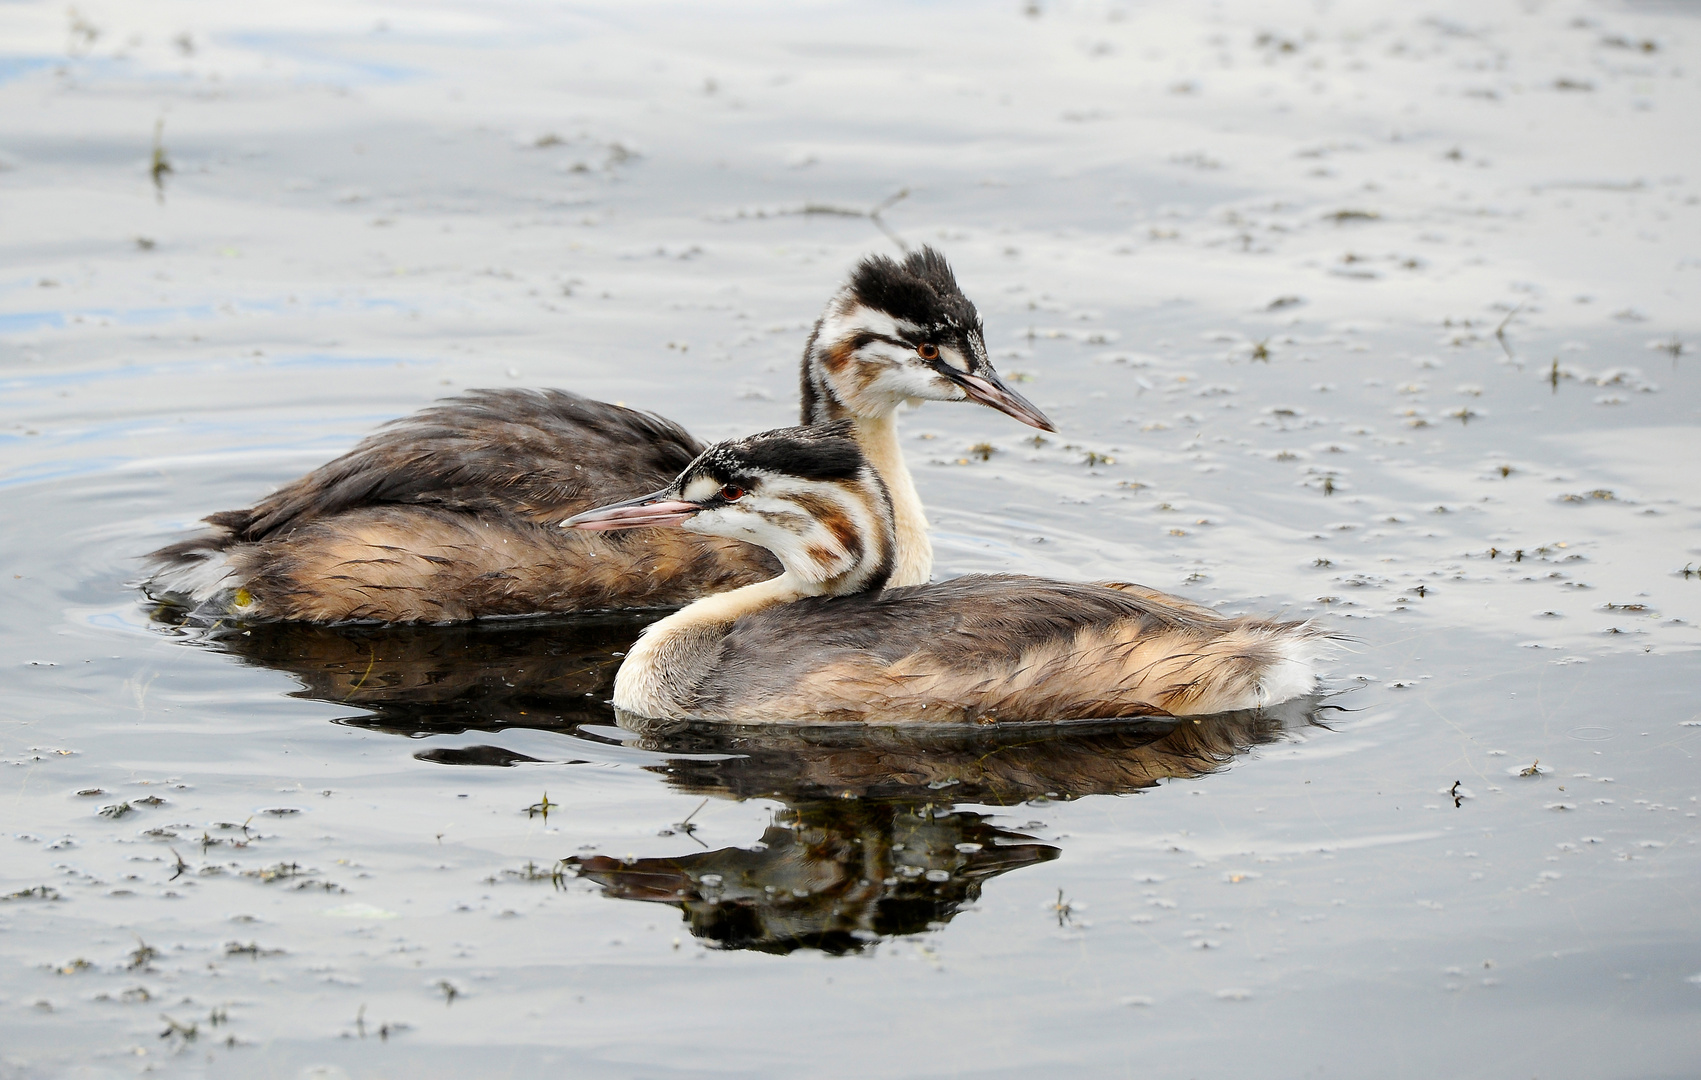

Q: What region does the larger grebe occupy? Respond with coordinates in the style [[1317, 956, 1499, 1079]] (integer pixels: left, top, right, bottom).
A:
[[144, 247, 1051, 623], [568, 424, 1331, 723]]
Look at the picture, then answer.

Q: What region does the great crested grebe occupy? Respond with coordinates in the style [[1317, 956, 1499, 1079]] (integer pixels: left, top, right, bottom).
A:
[[143, 247, 1052, 623], [568, 424, 1331, 723]]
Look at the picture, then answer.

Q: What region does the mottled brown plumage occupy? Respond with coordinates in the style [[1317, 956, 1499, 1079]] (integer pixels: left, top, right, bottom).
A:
[[685, 574, 1319, 722], [213, 388, 706, 538], [146, 390, 778, 621]]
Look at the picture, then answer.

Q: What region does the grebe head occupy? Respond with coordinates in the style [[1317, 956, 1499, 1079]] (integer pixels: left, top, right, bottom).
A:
[[565, 421, 895, 596], [802, 246, 1054, 432]]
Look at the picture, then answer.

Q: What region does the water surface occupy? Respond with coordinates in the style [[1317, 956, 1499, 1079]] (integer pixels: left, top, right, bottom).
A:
[[2, 1, 1698, 1076]]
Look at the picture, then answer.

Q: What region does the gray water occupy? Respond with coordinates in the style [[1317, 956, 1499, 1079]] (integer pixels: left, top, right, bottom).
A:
[[2, 1, 1699, 1076]]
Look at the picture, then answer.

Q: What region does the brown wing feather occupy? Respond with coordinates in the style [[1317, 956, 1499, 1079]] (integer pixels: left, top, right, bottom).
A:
[[229, 505, 776, 623], [225, 388, 708, 539], [1096, 581, 1221, 620], [687, 574, 1318, 722], [144, 388, 781, 620]]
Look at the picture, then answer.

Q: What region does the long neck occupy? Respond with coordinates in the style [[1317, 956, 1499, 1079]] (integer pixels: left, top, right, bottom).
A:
[[851, 413, 930, 587], [612, 574, 813, 718], [799, 332, 931, 588], [799, 317, 846, 425]]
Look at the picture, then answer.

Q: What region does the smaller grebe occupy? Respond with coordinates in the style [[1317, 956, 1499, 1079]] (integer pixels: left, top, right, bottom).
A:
[[143, 247, 1050, 623], [568, 424, 1331, 723]]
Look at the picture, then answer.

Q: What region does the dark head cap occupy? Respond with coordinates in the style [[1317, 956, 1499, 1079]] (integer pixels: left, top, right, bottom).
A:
[[846, 246, 981, 338], [696, 419, 865, 488]]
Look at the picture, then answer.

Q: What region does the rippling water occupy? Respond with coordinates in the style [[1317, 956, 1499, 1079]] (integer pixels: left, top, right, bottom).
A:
[[3, 1, 1698, 1076]]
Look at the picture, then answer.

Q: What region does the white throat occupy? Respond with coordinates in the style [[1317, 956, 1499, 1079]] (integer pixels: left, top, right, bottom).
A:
[[612, 572, 813, 718], [852, 412, 930, 587]]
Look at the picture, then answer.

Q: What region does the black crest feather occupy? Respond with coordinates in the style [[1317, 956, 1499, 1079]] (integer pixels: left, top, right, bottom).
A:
[[700, 420, 865, 485], [847, 245, 980, 333]]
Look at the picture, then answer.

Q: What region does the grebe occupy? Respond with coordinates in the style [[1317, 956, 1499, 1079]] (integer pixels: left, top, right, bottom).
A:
[[143, 247, 1052, 623], [568, 424, 1331, 723]]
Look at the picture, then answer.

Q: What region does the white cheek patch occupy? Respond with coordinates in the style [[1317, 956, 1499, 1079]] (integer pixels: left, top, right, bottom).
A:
[[705, 502, 823, 569], [682, 478, 876, 584], [937, 345, 971, 373], [681, 476, 721, 503], [823, 301, 920, 343], [758, 475, 811, 500], [884, 359, 966, 403], [684, 503, 757, 539], [770, 528, 846, 578], [873, 359, 937, 398]]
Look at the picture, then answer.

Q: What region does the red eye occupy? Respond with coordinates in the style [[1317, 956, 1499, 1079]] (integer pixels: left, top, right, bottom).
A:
[[916, 343, 940, 361], [720, 484, 746, 502]]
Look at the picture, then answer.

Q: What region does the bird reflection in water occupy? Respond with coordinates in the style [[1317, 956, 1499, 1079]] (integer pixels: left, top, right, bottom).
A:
[[165, 613, 1332, 954], [572, 801, 1054, 956], [165, 611, 654, 739]]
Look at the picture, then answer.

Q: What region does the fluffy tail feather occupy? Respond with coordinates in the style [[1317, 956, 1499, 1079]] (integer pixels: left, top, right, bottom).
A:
[[1158, 621, 1337, 715], [1253, 624, 1339, 710]]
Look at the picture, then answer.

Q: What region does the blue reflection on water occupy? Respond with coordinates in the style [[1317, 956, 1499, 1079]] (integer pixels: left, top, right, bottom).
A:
[[0, 350, 422, 398], [224, 33, 426, 84], [0, 56, 56, 86], [0, 296, 407, 337]]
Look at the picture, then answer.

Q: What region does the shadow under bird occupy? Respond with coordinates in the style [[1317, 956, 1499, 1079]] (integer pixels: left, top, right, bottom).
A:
[[567, 422, 1334, 723], [142, 247, 1052, 623]]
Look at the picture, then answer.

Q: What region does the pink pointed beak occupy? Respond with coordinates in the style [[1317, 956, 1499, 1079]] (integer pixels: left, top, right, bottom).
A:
[[957, 371, 1056, 432], [563, 495, 700, 531]]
